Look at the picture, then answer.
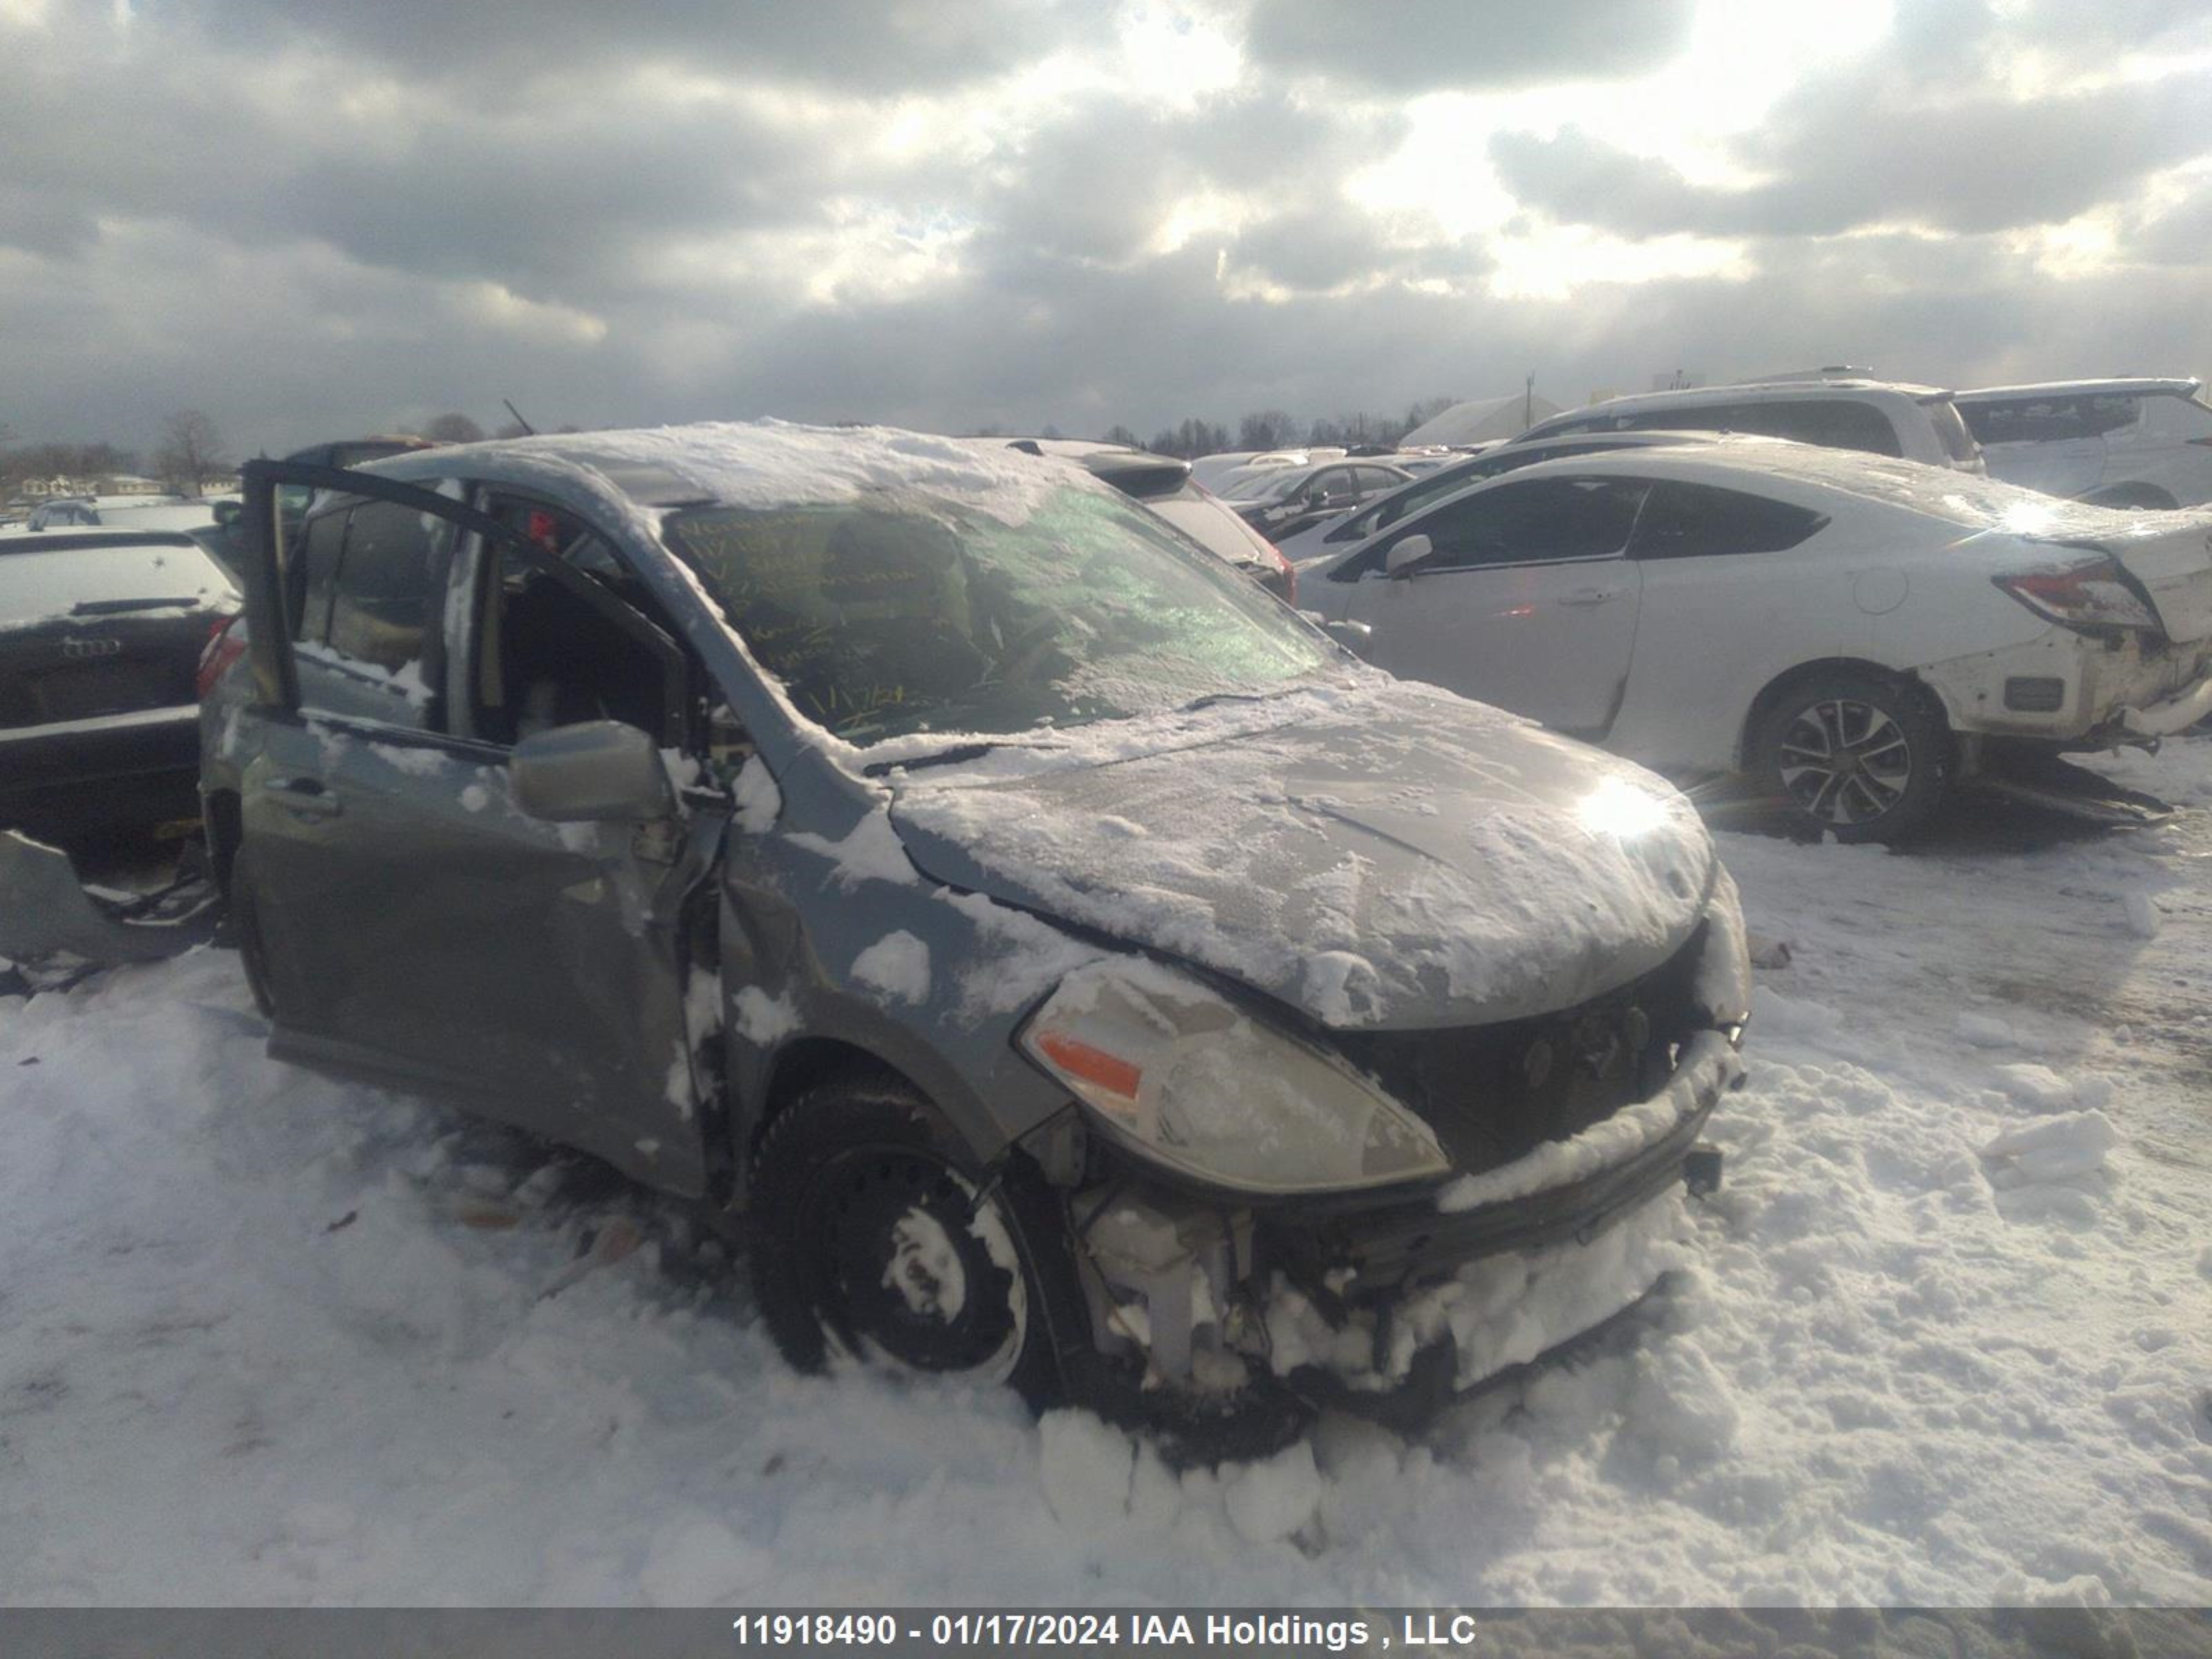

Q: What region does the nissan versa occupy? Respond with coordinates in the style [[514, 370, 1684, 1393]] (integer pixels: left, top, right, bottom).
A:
[[204, 423, 1752, 1445]]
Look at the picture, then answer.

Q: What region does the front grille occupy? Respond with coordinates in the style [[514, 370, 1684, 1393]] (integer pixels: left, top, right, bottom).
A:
[[1332, 925, 1706, 1177]]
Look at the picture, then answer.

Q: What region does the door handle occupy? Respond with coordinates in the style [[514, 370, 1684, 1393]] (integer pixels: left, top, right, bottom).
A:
[[262, 776, 342, 818], [1560, 586, 1620, 606]]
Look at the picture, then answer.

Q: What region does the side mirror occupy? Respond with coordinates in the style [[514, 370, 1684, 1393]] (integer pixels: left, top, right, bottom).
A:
[[1385, 534, 1433, 579], [1321, 619, 1374, 657], [212, 500, 242, 528], [512, 720, 673, 823]]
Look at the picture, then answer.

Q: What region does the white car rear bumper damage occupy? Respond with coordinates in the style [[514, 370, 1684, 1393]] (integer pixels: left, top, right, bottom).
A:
[[2119, 672, 2212, 737]]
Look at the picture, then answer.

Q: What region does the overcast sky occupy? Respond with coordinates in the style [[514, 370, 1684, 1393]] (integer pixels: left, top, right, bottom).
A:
[[4, 0, 2211, 458]]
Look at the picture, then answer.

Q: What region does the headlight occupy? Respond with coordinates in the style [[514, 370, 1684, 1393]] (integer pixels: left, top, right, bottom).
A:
[[1017, 961, 1450, 1195]]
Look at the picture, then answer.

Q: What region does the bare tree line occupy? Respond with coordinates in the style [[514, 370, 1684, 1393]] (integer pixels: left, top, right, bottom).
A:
[[4, 397, 1461, 500], [0, 407, 573, 500], [1101, 396, 1460, 458], [1, 409, 236, 498]]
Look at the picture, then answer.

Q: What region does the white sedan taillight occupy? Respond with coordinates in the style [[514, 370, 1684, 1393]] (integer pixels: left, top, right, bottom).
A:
[[1994, 558, 2157, 632]]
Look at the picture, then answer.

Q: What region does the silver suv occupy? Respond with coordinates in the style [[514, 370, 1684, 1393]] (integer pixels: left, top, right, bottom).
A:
[[1955, 378, 2212, 509], [1521, 377, 1985, 474]]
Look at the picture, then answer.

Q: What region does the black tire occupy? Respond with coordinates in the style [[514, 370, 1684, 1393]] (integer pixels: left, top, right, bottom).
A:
[[748, 1075, 1065, 1409], [228, 846, 278, 1018], [1754, 670, 1951, 844]]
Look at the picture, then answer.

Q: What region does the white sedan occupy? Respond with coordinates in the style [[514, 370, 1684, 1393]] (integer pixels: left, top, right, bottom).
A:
[[1301, 446, 2212, 840]]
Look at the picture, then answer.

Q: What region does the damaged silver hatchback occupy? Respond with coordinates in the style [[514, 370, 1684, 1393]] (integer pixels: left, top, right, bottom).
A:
[[204, 423, 1751, 1446]]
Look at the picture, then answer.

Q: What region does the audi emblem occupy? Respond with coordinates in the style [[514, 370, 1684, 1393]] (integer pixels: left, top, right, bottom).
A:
[[62, 637, 122, 659]]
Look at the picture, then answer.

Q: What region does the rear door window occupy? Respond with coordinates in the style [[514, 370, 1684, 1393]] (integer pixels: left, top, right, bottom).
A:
[[1631, 481, 1829, 560]]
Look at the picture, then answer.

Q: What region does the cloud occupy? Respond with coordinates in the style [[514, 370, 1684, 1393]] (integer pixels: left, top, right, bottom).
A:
[[179, 0, 1078, 92], [1242, 0, 1695, 93], [1, 0, 2209, 461], [1492, 68, 2212, 239]]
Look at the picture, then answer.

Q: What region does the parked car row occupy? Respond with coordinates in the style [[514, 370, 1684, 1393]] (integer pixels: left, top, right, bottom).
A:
[[1214, 458, 1416, 544], [8, 393, 2207, 1453]]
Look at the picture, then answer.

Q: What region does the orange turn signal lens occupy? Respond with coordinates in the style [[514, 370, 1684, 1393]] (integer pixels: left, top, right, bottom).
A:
[[1035, 1030, 1142, 1101]]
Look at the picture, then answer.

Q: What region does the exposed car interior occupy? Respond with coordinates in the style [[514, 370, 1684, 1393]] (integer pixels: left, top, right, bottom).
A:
[[472, 496, 674, 744]]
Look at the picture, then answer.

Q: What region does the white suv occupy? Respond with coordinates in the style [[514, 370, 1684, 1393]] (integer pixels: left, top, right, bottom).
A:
[[1519, 378, 1985, 474], [1955, 378, 2212, 509]]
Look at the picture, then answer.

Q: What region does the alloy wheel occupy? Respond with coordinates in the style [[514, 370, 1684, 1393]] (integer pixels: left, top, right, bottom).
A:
[[1777, 697, 1915, 827]]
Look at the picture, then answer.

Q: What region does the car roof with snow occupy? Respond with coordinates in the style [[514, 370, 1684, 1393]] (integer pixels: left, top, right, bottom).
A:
[[1459, 440, 2204, 536], [1494, 429, 1758, 450], [1954, 377, 2203, 402], [1544, 379, 1956, 423], [354, 420, 1118, 519]]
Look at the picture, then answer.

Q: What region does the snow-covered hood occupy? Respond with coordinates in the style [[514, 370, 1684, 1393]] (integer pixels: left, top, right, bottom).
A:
[[884, 682, 1718, 1031]]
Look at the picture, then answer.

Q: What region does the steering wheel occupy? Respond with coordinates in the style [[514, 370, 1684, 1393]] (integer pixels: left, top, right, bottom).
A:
[[989, 616, 1067, 686]]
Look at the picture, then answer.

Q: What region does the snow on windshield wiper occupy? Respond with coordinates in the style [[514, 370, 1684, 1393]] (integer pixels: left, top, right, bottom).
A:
[[863, 742, 1000, 777], [1176, 688, 1297, 714]]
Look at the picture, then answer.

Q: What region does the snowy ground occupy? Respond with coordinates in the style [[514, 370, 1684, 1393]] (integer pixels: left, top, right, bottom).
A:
[[2, 744, 2209, 1606]]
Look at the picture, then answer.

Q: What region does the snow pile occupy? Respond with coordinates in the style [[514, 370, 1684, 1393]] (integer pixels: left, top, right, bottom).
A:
[[1981, 1112, 2120, 1183]]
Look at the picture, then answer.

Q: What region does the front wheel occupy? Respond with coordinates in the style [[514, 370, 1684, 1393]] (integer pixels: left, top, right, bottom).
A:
[[748, 1077, 1063, 1407], [1754, 671, 1951, 843]]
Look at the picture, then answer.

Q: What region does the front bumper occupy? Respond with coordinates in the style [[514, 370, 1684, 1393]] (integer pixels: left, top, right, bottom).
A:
[[1266, 1029, 1738, 1292], [1064, 1026, 1745, 1419], [1257, 1027, 1741, 1410]]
